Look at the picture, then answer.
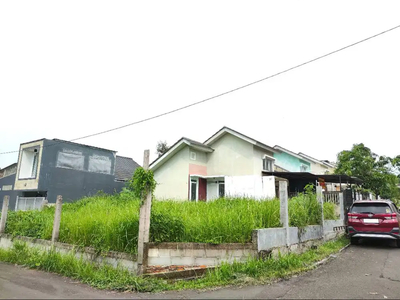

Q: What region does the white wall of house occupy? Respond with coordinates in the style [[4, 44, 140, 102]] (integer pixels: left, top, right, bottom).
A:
[[207, 134, 253, 176], [309, 162, 334, 175], [225, 175, 276, 199], [15, 140, 44, 190], [153, 146, 190, 200], [207, 134, 270, 176], [253, 146, 274, 173]]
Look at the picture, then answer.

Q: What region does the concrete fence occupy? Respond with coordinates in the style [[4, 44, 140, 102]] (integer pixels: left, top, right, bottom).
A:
[[146, 242, 257, 267], [0, 186, 346, 274]]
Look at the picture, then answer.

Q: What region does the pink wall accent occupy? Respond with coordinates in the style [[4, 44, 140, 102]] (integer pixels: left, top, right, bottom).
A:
[[189, 164, 207, 176]]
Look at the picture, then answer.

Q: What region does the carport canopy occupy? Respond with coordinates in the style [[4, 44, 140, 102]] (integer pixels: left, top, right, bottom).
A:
[[262, 171, 362, 185]]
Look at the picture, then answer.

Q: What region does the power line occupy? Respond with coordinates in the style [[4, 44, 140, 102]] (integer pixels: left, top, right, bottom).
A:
[[1, 23, 400, 156]]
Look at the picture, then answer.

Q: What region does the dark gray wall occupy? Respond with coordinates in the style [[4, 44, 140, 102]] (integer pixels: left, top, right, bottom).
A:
[[0, 174, 21, 211], [36, 139, 121, 204]]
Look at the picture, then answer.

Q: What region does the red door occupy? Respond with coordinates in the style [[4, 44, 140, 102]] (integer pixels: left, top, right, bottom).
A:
[[198, 178, 207, 201]]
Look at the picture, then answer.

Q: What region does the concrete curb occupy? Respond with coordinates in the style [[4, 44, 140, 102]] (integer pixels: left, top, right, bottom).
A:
[[312, 242, 350, 268]]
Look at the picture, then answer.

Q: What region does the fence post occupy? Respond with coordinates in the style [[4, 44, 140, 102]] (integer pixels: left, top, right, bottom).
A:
[[15, 196, 19, 211], [279, 181, 289, 246], [137, 150, 151, 275], [339, 192, 344, 221], [40, 199, 48, 211], [51, 195, 63, 243], [316, 186, 325, 239], [0, 195, 10, 234]]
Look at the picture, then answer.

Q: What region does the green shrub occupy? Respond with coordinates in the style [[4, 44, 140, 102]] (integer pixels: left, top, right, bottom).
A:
[[288, 193, 321, 228], [5, 209, 54, 239], [323, 202, 338, 220]]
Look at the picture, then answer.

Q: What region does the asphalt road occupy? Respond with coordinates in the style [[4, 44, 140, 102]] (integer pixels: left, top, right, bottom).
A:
[[1, 239, 400, 299]]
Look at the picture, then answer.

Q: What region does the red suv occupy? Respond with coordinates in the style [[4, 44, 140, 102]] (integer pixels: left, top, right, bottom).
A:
[[347, 200, 400, 246]]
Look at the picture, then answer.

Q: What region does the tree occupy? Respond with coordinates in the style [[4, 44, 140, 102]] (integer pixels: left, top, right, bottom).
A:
[[156, 140, 169, 157], [335, 143, 400, 200]]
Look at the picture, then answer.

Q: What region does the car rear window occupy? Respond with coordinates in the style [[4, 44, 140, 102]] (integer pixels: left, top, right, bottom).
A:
[[351, 203, 392, 214]]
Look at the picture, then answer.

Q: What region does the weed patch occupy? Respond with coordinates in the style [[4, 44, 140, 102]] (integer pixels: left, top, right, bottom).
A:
[[0, 236, 349, 292]]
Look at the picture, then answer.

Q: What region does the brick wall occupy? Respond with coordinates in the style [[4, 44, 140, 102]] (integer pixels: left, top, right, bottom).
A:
[[146, 242, 257, 266]]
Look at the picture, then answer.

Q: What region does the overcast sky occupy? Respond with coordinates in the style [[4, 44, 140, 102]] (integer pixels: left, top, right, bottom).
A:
[[1, 1, 399, 168]]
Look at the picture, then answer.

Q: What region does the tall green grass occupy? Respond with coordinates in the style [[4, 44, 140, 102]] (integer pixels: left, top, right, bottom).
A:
[[0, 237, 349, 292], [3, 190, 337, 254]]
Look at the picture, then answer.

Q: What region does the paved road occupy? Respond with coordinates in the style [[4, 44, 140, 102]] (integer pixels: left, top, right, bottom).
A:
[[1, 239, 400, 299]]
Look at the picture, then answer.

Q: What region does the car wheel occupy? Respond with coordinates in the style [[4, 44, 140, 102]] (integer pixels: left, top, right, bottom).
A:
[[350, 237, 359, 245], [396, 240, 400, 248]]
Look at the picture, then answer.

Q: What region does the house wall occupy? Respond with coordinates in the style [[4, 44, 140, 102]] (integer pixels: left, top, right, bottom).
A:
[[273, 151, 311, 172], [14, 140, 44, 190], [0, 174, 21, 211], [253, 146, 275, 173], [188, 147, 207, 176], [153, 146, 190, 200], [225, 175, 276, 199], [309, 162, 330, 175], [36, 139, 118, 204], [206, 134, 254, 176]]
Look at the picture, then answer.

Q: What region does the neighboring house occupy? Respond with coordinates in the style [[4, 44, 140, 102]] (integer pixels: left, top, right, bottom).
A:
[[0, 139, 139, 210], [115, 155, 140, 182], [298, 153, 336, 175], [150, 127, 278, 201], [273, 146, 312, 173], [0, 163, 18, 193]]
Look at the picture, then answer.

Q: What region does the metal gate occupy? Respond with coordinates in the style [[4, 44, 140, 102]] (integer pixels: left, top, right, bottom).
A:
[[15, 197, 46, 211]]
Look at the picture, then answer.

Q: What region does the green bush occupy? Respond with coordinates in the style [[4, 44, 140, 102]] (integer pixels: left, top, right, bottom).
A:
[[288, 193, 322, 228], [323, 202, 338, 220], [5, 209, 54, 239]]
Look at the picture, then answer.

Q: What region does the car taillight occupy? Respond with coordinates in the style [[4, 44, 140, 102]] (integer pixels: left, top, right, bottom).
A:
[[348, 214, 358, 219], [384, 213, 397, 220]]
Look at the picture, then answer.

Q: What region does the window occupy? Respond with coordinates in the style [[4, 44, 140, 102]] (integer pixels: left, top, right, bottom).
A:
[[300, 164, 308, 172], [88, 155, 112, 174], [263, 158, 273, 171], [190, 179, 197, 201], [351, 203, 392, 214], [190, 151, 197, 161], [56, 151, 85, 171], [218, 181, 225, 198], [19, 148, 40, 179]]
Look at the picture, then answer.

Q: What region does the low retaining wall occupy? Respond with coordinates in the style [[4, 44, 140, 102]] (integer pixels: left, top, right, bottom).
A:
[[147, 242, 257, 266], [254, 221, 345, 255], [0, 234, 138, 272]]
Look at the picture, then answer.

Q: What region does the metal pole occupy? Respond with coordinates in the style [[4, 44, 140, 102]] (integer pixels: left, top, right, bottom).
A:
[[15, 196, 19, 211]]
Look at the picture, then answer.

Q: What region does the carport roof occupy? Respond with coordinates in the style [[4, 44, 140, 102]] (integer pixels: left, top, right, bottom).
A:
[[262, 171, 362, 185]]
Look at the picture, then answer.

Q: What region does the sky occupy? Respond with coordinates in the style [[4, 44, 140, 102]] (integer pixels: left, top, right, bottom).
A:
[[1, 1, 399, 168]]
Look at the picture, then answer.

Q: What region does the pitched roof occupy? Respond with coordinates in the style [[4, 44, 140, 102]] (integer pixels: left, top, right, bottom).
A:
[[204, 126, 276, 153], [115, 156, 140, 181], [150, 137, 213, 171], [298, 152, 336, 168], [274, 145, 313, 163]]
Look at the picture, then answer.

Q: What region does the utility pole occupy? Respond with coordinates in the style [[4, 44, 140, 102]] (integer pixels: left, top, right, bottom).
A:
[[137, 150, 152, 275]]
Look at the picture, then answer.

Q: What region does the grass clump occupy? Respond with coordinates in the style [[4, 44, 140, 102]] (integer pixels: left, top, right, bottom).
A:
[[0, 241, 167, 292], [0, 236, 349, 292]]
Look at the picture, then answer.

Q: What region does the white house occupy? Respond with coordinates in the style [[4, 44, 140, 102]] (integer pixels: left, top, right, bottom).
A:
[[150, 127, 279, 201]]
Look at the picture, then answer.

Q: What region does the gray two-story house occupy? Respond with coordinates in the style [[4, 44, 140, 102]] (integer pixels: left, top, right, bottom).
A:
[[0, 138, 139, 210]]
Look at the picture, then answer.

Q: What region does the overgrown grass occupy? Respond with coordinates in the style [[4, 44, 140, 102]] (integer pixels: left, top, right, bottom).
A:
[[0, 236, 348, 292], [3, 190, 337, 253]]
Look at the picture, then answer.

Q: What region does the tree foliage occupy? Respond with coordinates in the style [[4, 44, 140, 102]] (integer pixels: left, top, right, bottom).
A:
[[335, 143, 400, 200], [156, 140, 169, 158]]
